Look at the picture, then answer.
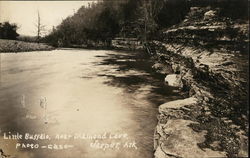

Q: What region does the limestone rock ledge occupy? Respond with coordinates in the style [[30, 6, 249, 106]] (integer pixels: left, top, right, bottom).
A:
[[150, 6, 248, 158], [154, 98, 227, 158]]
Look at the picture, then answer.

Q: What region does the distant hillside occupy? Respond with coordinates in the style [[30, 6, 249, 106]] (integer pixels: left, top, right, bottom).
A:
[[44, 0, 189, 47], [45, 0, 248, 48]]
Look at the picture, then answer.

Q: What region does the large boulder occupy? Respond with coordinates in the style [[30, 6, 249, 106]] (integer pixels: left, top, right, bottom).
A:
[[152, 63, 172, 75], [155, 119, 227, 158], [204, 10, 217, 20], [159, 97, 198, 113], [164, 74, 183, 88]]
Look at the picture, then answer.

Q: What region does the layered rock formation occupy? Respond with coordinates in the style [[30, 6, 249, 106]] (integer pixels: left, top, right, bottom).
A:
[[111, 38, 143, 50], [150, 7, 248, 158]]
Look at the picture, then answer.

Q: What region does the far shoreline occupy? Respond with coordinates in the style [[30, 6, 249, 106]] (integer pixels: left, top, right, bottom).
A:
[[0, 39, 54, 53], [0, 39, 145, 53]]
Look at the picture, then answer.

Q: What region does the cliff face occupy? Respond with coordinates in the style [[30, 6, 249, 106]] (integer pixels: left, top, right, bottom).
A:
[[150, 7, 248, 158]]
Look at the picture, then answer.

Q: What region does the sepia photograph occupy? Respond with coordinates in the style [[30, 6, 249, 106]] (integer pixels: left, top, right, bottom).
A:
[[0, 0, 249, 158]]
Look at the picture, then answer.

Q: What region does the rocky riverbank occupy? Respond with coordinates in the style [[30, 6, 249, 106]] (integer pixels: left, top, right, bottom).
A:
[[148, 7, 248, 158], [111, 38, 144, 50], [0, 39, 54, 53]]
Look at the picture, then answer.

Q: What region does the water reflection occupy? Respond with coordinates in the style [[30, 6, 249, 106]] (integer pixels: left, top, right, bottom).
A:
[[0, 49, 182, 158]]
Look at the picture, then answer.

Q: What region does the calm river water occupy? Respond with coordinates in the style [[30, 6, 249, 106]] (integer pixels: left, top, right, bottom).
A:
[[0, 49, 181, 158]]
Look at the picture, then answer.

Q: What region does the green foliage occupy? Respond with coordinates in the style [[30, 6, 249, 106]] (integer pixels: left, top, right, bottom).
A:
[[217, 0, 248, 19], [45, 0, 247, 47], [155, 0, 189, 28], [45, 1, 142, 46], [188, 0, 248, 19], [0, 22, 19, 40]]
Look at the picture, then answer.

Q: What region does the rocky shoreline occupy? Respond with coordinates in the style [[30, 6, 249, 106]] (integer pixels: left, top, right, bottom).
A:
[[148, 7, 248, 158]]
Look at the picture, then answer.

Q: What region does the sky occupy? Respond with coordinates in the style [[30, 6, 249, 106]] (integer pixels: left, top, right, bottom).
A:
[[0, 1, 92, 36]]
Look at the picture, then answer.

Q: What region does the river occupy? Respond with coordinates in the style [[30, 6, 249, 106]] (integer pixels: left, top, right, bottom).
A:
[[0, 49, 181, 158]]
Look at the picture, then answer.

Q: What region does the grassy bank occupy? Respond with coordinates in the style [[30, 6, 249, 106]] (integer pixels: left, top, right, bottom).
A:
[[0, 39, 54, 53]]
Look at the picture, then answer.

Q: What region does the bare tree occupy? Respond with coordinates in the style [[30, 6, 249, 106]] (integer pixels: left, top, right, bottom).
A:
[[35, 11, 46, 43]]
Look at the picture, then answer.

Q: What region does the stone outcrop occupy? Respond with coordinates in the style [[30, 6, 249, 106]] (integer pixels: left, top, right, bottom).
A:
[[149, 7, 248, 158], [164, 74, 183, 88], [111, 38, 143, 50]]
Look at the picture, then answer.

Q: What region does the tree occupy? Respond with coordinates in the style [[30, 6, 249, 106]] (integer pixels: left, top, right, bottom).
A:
[[35, 11, 46, 43], [44, 0, 189, 46], [155, 0, 189, 28], [0, 22, 19, 40]]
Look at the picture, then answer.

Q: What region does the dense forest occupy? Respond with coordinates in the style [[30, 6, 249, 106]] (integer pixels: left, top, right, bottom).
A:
[[44, 0, 248, 47], [0, 22, 19, 40]]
